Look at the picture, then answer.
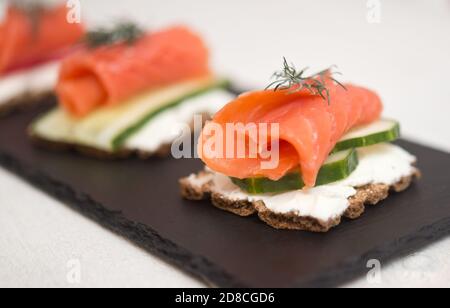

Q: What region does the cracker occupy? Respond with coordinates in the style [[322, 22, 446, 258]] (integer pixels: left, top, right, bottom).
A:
[[180, 169, 420, 232], [0, 91, 55, 117]]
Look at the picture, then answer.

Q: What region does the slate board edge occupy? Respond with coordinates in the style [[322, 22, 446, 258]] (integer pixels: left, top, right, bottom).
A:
[[0, 150, 246, 288], [295, 215, 450, 287], [2, 147, 450, 288], [1, 88, 450, 287]]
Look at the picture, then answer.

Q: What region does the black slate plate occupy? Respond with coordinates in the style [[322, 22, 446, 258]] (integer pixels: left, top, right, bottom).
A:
[[0, 100, 449, 288]]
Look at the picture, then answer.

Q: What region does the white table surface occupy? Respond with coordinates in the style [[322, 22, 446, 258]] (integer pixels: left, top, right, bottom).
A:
[[1, 0, 449, 288]]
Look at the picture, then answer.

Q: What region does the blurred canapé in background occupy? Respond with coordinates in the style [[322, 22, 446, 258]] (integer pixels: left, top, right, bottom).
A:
[[3, 0, 449, 150]]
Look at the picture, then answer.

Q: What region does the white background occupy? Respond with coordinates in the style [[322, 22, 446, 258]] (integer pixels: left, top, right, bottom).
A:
[[0, 0, 449, 288]]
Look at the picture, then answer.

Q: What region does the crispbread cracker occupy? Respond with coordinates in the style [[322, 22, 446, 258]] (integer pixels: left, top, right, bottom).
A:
[[29, 133, 173, 159], [0, 91, 54, 117], [180, 169, 421, 232]]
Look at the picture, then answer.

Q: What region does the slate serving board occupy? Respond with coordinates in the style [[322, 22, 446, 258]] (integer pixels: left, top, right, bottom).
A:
[[0, 100, 449, 288]]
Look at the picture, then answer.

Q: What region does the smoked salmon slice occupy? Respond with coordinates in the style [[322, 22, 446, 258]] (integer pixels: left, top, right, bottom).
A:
[[0, 4, 85, 74], [56, 26, 211, 117], [198, 82, 383, 187]]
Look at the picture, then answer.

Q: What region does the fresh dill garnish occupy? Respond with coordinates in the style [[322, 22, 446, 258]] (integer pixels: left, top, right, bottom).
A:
[[85, 22, 145, 48], [266, 57, 347, 104]]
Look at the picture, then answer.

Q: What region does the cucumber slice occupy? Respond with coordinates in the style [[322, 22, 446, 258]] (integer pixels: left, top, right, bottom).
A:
[[333, 119, 400, 153], [231, 149, 359, 194], [31, 77, 229, 151], [112, 79, 229, 149]]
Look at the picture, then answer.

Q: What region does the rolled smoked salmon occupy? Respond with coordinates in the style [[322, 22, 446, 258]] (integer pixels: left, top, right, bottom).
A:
[[198, 83, 383, 187], [0, 4, 85, 74], [56, 26, 211, 117]]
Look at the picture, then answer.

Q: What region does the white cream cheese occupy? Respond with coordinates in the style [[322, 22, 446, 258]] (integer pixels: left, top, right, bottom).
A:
[[125, 89, 235, 152], [0, 61, 60, 105], [193, 143, 417, 222]]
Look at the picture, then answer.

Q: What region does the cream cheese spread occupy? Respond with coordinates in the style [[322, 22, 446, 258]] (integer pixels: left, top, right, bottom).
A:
[[188, 143, 417, 222], [125, 89, 235, 152], [0, 61, 60, 105]]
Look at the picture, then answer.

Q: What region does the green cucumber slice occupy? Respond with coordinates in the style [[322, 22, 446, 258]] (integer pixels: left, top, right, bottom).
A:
[[333, 119, 400, 153], [31, 77, 229, 151], [231, 149, 359, 194], [112, 79, 229, 149]]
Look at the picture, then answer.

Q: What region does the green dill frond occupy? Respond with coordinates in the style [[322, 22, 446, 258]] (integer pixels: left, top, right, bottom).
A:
[[266, 57, 347, 104], [85, 22, 145, 48]]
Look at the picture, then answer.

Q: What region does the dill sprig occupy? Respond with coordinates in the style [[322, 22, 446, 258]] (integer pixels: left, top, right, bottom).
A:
[[266, 57, 347, 104], [85, 22, 145, 48]]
